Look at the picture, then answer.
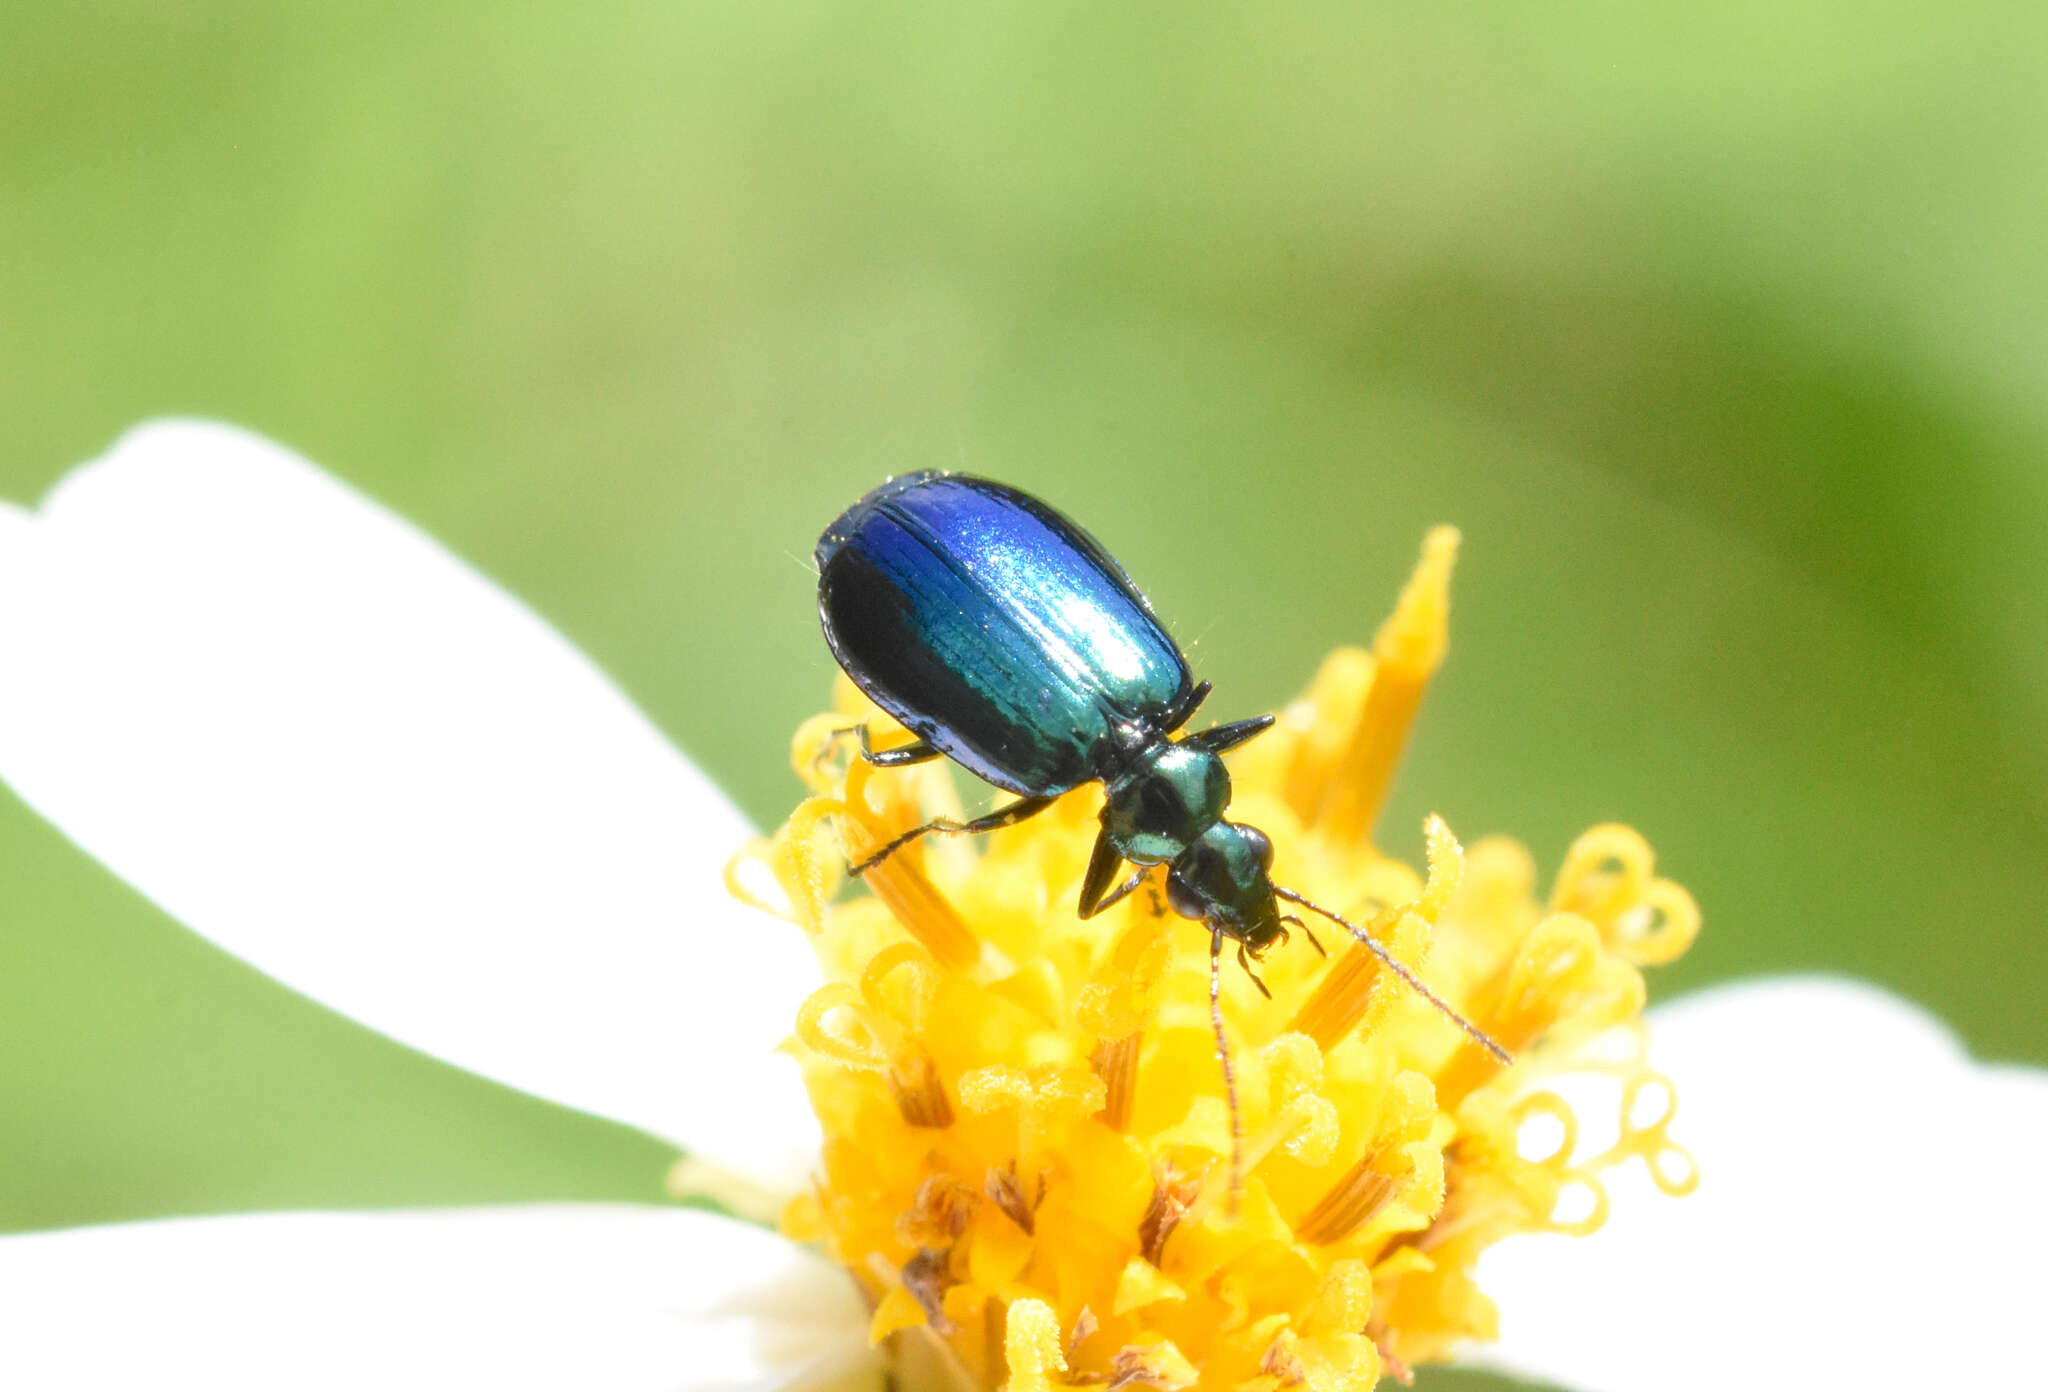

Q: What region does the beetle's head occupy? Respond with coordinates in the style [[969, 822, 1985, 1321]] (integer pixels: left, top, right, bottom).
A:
[[1166, 821, 1283, 952]]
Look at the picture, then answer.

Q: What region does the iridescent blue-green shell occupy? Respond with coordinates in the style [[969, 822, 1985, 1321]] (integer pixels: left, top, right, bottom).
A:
[[816, 473, 1193, 796]]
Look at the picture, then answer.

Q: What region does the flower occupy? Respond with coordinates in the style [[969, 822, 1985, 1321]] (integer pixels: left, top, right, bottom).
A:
[[764, 529, 1699, 1389], [0, 421, 2040, 1390]]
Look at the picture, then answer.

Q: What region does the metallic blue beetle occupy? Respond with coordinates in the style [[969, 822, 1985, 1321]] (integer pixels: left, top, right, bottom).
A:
[[815, 473, 1507, 1081], [816, 472, 1290, 969]]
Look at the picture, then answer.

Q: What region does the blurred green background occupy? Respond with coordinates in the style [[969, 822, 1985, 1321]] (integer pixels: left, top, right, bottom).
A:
[[3, 4, 2044, 1383]]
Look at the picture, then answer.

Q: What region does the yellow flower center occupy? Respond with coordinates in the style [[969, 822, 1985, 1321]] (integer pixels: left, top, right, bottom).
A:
[[743, 527, 1699, 1391]]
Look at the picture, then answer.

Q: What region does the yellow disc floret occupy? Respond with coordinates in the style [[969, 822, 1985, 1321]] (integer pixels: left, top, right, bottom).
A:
[[746, 527, 1698, 1391]]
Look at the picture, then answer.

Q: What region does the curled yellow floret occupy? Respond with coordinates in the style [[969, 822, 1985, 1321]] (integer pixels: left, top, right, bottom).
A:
[[745, 527, 1698, 1390]]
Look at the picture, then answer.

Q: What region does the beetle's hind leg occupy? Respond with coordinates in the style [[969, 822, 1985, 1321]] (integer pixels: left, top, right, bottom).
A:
[[811, 724, 944, 776], [848, 793, 1057, 876], [857, 727, 942, 768]]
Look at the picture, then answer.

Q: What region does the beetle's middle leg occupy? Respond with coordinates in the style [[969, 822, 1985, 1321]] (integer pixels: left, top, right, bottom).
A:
[[848, 794, 1057, 876]]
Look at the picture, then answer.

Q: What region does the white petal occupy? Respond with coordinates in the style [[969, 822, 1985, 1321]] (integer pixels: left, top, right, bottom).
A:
[[0, 421, 821, 1191], [1476, 977, 2047, 1390], [0, 1205, 880, 1392]]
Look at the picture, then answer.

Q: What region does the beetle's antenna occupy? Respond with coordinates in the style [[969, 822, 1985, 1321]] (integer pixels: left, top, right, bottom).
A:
[[1274, 886, 1511, 1065], [1210, 925, 1244, 1215]]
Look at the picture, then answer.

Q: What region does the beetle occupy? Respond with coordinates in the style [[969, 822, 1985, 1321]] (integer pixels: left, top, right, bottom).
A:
[[815, 473, 1507, 1190]]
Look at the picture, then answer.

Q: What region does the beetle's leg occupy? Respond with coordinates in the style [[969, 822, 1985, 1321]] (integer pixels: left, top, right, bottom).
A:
[[1077, 827, 1126, 917], [1087, 867, 1153, 917], [1280, 913, 1326, 957], [810, 725, 942, 775], [856, 726, 942, 768], [848, 793, 1057, 876], [1181, 714, 1276, 757], [808, 727, 855, 775], [1211, 923, 1244, 1215], [1235, 943, 1272, 1000]]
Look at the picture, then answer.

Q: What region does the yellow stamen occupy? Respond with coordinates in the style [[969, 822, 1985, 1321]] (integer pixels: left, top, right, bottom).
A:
[[837, 759, 983, 971], [892, 1053, 955, 1128], [1003, 1297, 1068, 1392], [1079, 915, 1175, 1134], [985, 1160, 1039, 1235], [1138, 1161, 1203, 1266], [1294, 1160, 1399, 1247], [1090, 1032, 1142, 1132], [1288, 817, 1463, 1051], [750, 529, 1700, 1388]]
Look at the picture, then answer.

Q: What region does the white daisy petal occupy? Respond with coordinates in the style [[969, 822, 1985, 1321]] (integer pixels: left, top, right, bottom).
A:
[[0, 1204, 879, 1391], [0, 421, 821, 1192], [1476, 977, 2046, 1390]]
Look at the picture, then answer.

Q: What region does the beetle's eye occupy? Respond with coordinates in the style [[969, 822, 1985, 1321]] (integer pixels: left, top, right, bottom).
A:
[[1166, 870, 1207, 922]]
